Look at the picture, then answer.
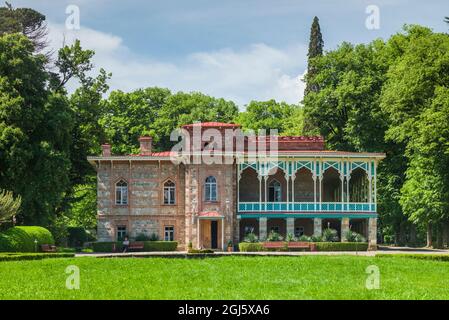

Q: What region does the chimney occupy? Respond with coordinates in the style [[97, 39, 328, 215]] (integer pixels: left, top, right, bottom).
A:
[[101, 144, 111, 157], [139, 136, 152, 155]]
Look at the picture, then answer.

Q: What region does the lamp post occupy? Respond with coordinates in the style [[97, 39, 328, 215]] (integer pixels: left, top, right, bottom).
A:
[[34, 239, 38, 253]]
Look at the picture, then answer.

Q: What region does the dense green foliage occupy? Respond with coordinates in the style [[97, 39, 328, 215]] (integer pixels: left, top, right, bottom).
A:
[[0, 226, 54, 252], [1, 256, 449, 299], [315, 242, 368, 251], [0, 252, 74, 261], [304, 25, 449, 246], [0, 189, 21, 224], [91, 241, 178, 252], [304, 16, 323, 96], [238, 242, 265, 252]]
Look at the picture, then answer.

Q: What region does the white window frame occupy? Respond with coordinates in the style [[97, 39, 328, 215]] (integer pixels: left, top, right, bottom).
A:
[[205, 176, 217, 202], [163, 180, 176, 205], [164, 226, 174, 241], [115, 180, 128, 205]]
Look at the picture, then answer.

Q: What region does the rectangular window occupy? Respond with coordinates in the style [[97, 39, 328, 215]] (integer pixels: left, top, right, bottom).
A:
[[294, 226, 304, 237], [117, 226, 127, 241], [116, 185, 128, 205], [164, 185, 175, 205], [164, 226, 174, 241]]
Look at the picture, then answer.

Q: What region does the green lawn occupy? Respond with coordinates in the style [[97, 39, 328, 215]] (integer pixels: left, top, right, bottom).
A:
[[0, 255, 448, 299]]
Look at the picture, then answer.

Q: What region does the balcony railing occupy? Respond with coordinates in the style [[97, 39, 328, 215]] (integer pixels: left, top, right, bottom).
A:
[[238, 202, 376, 213]]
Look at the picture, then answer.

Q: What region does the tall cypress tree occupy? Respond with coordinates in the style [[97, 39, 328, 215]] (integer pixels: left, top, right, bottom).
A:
[[304, 16, 324, 96]]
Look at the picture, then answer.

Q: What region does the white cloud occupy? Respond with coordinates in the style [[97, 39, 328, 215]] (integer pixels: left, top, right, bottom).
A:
[[47, 22, 306, 107]]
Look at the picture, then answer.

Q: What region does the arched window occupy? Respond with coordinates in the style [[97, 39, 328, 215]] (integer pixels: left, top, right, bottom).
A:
[[163, 180, 176, 205], [205, 176, 217, 202], [115, 180, 128, 205], [268, 179, 281, 202]]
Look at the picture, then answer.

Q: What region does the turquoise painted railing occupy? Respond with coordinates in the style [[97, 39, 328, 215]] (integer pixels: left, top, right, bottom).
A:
[[238, 202, 376, 212]]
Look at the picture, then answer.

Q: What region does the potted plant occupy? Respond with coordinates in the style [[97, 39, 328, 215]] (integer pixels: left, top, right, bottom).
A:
[[227, 240, 233, 252]]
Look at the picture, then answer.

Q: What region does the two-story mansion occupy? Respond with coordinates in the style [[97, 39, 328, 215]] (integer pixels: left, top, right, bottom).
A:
[[88, 122, 385, 250]]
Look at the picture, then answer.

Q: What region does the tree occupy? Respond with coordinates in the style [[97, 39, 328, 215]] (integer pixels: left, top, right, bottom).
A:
[[304, 16, 324, 96], [0, 33, 73, 225], [0, 189, 21, 224], [235, 100, 303, 135], [0, 2, 49, 53], [100, 87, 171, 155], [153, 92, 239, 151]]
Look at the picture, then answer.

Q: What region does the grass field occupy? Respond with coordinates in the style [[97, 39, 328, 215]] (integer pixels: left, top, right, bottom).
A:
[[0, 255, 448, 299]]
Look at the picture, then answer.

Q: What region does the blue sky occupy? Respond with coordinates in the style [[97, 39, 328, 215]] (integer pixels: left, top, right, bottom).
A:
[[12, 0, 449, 106]]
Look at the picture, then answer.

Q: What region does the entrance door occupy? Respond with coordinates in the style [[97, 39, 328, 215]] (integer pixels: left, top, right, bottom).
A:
[[210, 220, 218, 249]]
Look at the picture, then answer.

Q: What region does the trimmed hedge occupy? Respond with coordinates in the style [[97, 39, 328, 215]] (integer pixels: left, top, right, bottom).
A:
[[376, 254, 449, 262], [239, 242, 265, 252], [144, 241, 177, 252], [92, 241, 178, 252], [0, 226, 55, 252], [188, 249, 214, 254], [315, 242, 368, 252], [0, 253, 74, 261], [92, 242, 122, 253]]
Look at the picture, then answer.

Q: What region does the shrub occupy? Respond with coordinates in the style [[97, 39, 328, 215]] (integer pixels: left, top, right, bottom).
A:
[[188, 249, 214, 254], [67, 227, 88, 247], [0, 226, 54, 252], [376, 254, 449, 262], [0, 253, 74, 262], [135, 233, 151, 241], [322, 228, 339, 242], [266, 231, 283, 241], [92, 241, 123, 253], [310, 235, 322, 242], [315, 242, 368, 251], [143, 241, 177, 251], [149, 233, 159, 241], [239, 242, 265, 252], [286, 233, 295, 242], [299, 235, 311, 242], [243, 232, 259, 243], [345, 230, 366, 243]]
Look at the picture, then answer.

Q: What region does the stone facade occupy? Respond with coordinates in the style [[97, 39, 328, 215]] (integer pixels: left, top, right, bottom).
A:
[[89, 122, 385, 251]]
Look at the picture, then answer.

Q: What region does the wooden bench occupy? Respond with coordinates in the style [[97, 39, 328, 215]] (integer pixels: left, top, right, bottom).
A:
[[129, 241, 144, 251], [41, 244, 57, 252], [263, 242, 285, 250], [287, 241, 316, 251]]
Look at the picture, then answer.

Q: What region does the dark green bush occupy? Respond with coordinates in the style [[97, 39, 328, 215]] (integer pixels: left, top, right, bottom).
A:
[[92, 241, 123, 252], [143, 241, 177, 251], [239, 242, 265, 252], [135, 233, 151, 241], [315, 242, 368, 251], [322, 228, 339, 242], [0, 253, 74, 261], [376, 254, 449, 262], [0, 226, 55, 252], [67, 227, 88, 247], [188, 249, 214, 254]]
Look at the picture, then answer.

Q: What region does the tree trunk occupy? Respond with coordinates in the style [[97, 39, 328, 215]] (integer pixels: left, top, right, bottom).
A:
[[426, 222, 433, 248], [399, 222, 407, 246], [436, 224, 443, 249], [443, 222, 449, 249], [409, 224, 417, 247]]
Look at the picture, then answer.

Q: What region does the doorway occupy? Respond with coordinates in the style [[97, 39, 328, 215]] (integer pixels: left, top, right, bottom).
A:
[[211, 220, 218, 249]]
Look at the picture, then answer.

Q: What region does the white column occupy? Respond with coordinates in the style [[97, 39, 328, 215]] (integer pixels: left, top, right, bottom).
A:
[[313, 218, 322, 237], [313, 176, 317, 211], [286, 174, 290, 208], [259, 217, 268, 240], [340, 175, 344, 207], [346, 175, 350, 203], [286, 218, 295, 236], [341, 217, 350, 242], [368, 217, 377, 250], [221, 218, 224, 251], [292, 175, 295, 208]]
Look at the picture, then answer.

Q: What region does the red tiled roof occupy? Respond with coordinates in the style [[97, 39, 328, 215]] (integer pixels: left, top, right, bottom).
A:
[[130, 151, 176, 157], [198, 211, 223, 217], [182, 122, 241, 128]]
